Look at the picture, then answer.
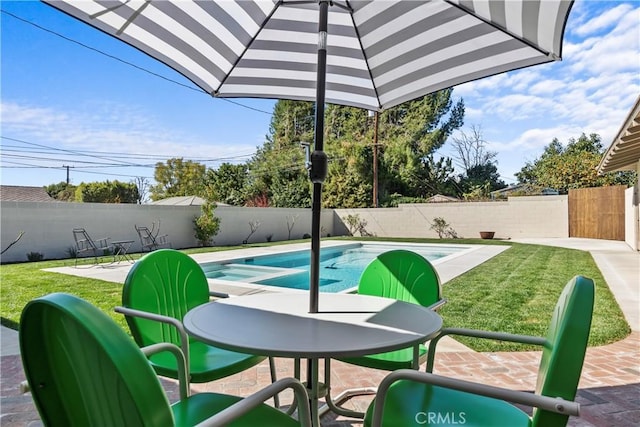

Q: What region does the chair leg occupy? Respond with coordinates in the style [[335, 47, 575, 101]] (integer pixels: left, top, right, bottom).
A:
[[282, 358, 302, 416], [268, 357, 280, 408]]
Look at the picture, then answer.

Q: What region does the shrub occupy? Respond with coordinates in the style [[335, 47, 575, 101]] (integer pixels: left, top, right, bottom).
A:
[[286, 214, 298, 240], [26, 252, 44, 262], [194, 201, 221, 246], [66, 246, 77, 258], [430, 217, 458, 239], [384, 193, 428, 207], [344, 214, 371, 236], [242, 220, 261, 244]]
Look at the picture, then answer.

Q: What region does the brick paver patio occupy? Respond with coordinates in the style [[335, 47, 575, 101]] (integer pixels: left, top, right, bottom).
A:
[[2, 331, 638, 426]]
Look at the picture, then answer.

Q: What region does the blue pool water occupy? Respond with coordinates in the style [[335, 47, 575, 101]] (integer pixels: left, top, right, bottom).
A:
[[201, 243, 465, 293]]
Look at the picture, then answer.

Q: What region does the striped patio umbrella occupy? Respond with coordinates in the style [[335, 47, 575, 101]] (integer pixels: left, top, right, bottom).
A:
[[43, 0, 574, 313]]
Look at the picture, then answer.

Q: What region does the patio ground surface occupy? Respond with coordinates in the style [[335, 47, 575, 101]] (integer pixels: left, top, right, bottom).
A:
[[1, 238, 638, 426]]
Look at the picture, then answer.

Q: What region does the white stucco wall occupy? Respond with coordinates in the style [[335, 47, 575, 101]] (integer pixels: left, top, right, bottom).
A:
[[0, 196, 570, 263], [335, 195, 569, 239], [213, 206, 333, 245], [625, 162, 640, 251], [0, 202, 331, 263]]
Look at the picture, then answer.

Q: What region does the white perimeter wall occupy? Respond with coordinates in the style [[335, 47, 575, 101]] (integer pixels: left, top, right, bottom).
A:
[[0, 202, 332, 263], [4, 192, 635, 263], [625, 164, 640, 250], [334, 195, 569, 240], [0, 195, 570, 263]]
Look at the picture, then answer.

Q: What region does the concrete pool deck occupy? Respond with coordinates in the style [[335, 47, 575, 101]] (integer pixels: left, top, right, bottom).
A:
[[2, 238, 638, 426], [40, 240, 510, 296]]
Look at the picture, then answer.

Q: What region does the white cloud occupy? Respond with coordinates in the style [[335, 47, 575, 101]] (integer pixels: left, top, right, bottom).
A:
[[0, 100, 256, 163], [481, 93, 559, 121], [568, 9, 640, 75], [491, 125, 584, 153], [1, 102, 71, 132], [573, 3, 634, 37], [460, 104, 484, 121], [441, 3, 640, 183], [529, 79, 566, 95]]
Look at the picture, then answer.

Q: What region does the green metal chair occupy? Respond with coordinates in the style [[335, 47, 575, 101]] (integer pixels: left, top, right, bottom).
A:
[[340, 249, 445, 370], [365, 275, 595, 427], [20, 293, 311, 427], [325, 249, 446, 417], [115, 249, 278, 400]]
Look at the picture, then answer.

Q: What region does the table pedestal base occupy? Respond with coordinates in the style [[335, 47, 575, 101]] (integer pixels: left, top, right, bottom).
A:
[[322, 387, 376, 419]]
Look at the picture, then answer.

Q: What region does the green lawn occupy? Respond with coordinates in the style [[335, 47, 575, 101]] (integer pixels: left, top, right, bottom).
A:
[[0, 238, 630, 352]]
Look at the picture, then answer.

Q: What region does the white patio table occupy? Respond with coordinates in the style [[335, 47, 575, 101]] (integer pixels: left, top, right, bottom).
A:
[[183, 292, 443, 426]]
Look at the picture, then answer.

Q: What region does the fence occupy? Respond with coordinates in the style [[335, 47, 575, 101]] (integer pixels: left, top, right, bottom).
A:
[[1, 195, 571, 263], [568, 186, 625, 240]]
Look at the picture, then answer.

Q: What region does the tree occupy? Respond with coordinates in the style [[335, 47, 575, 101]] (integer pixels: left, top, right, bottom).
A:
[[450, 125, 505, 194], [75, 180, 139, 203], [322, 106, 374, 207], [150, 158, 206, 201], [322, 91, 464, 207], [516, 133, 636, 193], [416, 155, 460, 197], [246, 90, 465, 208], [450, 125, 496, 172], [45, 182, 76, 201], [245, 100, 314, 207], [323, 131, 373, 207], [205, 163, 249, 206], [323, 161, 372, 208], [377, 90, 465, 202], [133, 176, 150, 204], [462, 163, 504, 192]]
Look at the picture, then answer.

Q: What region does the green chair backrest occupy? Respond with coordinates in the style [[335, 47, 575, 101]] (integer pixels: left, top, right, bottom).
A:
[[358, 249, 442, 307], [123, 249, 210, 348], [20, 293, 174, 427], [532, 275, 595, 427]]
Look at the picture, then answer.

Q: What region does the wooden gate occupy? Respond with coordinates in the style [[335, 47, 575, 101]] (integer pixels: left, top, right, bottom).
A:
[[568, 186, 625, 240]]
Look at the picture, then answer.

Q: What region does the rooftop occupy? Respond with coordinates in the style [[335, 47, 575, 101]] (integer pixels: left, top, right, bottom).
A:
[[598, 95, 640, 174], [0, 186, 55, 203]]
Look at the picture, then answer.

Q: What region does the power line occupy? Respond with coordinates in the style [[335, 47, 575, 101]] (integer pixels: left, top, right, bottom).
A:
[[0, 160, 65, 169], [1, 145, 255, 163], [66, 169, 154, 179], [0, 160, 153, 179], [0, 136, 140, 166], [1, 9, 273, 116], [1, 156, 153, 168], [1, 136, 256, 166]]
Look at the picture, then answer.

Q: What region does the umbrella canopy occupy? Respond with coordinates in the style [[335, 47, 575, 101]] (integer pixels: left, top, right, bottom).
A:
[[43, 0, 571, 111], [43, 0, 573, 312]]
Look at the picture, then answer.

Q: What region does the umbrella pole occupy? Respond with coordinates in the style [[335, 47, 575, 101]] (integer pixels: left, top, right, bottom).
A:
[[307, 2, 329, 425], [309, 0, 329, 315], [310, 180, 323, 314]]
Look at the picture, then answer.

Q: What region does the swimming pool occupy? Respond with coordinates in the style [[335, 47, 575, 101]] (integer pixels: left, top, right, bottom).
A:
[[201, 242, 471, 293]]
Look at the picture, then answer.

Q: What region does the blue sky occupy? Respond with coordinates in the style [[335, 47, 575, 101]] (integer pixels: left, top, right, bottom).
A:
[[1, 1, 639, 189]]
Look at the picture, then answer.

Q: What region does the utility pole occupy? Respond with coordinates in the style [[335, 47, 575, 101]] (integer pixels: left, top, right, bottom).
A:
[[370, 111, 380, 208], [62, 165, 73, 185]]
